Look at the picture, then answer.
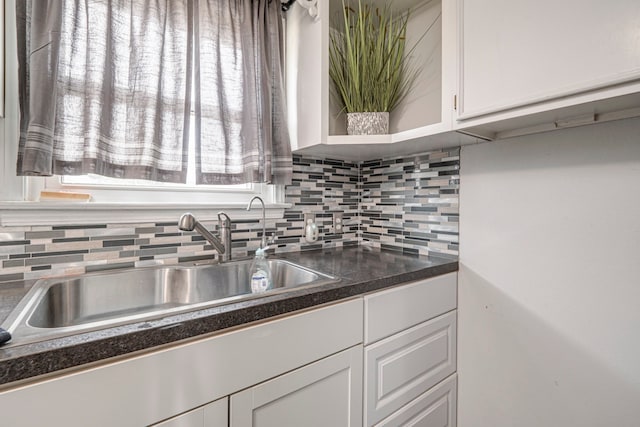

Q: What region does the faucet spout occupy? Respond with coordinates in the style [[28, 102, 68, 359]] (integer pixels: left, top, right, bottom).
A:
[[217, 212, 232, 262], [178, 213, 226, 255], [246, 196, 267, 249]]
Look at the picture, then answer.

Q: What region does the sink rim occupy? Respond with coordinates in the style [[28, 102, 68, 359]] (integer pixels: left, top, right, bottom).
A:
[[1, 258, 339, 348]]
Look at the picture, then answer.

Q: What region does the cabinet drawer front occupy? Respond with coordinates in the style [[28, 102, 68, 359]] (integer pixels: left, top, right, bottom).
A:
[[365, 311, 457, 426], [365, 272, 456, 344], [376, 374, 457, 427]]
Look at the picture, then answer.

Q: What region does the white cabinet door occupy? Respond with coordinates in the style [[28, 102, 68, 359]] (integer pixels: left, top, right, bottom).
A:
[[230, 345, 363, 427], [364, 312, 457, 426], [458, 0, 640, 120]]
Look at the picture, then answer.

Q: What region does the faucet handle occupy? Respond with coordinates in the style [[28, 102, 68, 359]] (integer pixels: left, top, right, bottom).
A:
[[266, 233, 276, 246]]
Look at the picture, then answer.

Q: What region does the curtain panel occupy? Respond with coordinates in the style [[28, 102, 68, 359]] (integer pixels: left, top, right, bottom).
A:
[[16, 0, 193, 183], [16, 0, 292, 185], [194, 0, 292, 185]]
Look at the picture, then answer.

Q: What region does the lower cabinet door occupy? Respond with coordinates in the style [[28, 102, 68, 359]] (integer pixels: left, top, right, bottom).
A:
[[151, 398, 228, 427], [230, 345, 363, 427], [364, 311, 457, 426], [376, 374, 457, 427]]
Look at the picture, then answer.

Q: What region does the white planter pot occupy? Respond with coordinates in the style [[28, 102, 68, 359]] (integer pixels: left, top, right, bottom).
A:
[[346, 112, 389, 135]]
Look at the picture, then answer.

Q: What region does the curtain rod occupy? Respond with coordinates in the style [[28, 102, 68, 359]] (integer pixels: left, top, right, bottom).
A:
[[281, 0, 296, 12], [281, 0, 319, 20]]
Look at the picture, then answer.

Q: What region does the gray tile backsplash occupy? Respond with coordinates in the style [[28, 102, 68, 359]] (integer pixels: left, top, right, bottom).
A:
[[360, 149, 459, 258], [0, 150, 459, 284]]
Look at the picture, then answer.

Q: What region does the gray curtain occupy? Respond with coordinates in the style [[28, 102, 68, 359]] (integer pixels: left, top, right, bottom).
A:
[[194, 0, 292, 185], [17, 0, 193, 182], [17, 0, 292, 185]]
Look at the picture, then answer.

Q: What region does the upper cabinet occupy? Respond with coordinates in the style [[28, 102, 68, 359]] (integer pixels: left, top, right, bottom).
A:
[[286, 0, 480, 161], [286, 0, 640, 158], [456, 0, 640, 139]]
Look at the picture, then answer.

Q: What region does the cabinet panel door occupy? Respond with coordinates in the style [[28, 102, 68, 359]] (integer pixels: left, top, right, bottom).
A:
[[459, 0, 640, 119], [230, 345, 363, 427], [376, 374, 457, 427], [365, 312, 457, 426]]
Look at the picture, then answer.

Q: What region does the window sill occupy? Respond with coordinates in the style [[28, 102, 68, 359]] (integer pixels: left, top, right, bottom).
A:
[[0, 202, 290, 227]]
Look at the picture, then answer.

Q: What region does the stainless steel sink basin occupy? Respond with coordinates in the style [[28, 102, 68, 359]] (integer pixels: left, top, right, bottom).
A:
[[2, 259, 337, 346]]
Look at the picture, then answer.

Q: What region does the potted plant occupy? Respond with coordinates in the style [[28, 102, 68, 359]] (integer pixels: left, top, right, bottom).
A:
[[329, 0, 419, 135]]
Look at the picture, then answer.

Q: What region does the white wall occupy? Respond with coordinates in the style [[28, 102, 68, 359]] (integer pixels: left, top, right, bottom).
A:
[[458, 117, 640, 427]]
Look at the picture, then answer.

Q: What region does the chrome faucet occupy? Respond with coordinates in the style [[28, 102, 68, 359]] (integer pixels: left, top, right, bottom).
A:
[[178, 212, 232, 261], [246, 196, 267, 249]]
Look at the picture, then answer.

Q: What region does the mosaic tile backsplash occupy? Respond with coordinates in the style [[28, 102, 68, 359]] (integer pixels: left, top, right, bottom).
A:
[[0, 150, 458, 284], [360, 149, 459, 258]]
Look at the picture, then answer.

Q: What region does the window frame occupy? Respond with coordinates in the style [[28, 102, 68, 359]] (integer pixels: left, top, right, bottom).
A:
[[43, 175, 264, 204], [0, 174, 287, 227]]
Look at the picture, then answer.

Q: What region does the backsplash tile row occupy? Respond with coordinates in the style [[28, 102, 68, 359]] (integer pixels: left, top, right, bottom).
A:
[[359, 148, 459, 258], [0, 150, 459, 284]]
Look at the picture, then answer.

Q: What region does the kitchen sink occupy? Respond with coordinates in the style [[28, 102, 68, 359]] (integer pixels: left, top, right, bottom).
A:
[[2, 259, 338, 346]]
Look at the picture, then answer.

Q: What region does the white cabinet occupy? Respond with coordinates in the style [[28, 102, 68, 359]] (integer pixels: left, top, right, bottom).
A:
[[0, 272, 459, 427], [153, 398, 228, 427], [230, 345, 363, 427], [0, 299, 363, 427], [363, 273, 458, 426], [456, 0, 640, 139], [286, 0, 478, 161]]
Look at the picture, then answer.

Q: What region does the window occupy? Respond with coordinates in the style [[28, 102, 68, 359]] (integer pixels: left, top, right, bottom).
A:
[[8, 0, 292, 221], [16, 0, 291, 204], [0, 3, 289, 226]]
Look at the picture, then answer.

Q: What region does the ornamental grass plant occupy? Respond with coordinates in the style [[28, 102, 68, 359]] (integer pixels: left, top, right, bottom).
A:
[[328, 0, 419, 114]]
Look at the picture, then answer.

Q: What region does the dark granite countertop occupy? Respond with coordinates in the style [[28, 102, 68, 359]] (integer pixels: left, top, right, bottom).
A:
[[0, 246, 457, 387]]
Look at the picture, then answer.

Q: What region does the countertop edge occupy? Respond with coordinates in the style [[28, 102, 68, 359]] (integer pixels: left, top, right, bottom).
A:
[[0, 248, 458, 387]]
